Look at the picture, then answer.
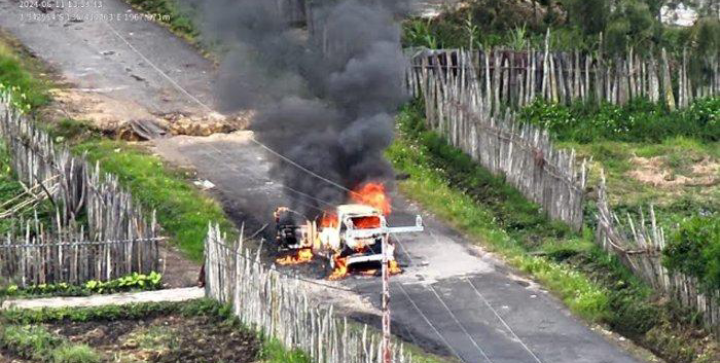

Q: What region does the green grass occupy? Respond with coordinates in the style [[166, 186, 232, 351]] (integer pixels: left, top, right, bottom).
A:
[[261, 339, 311, 363], [0, 325, 101, 363], [51, 344, 101, 363], [126, 0, 199, 43], [0, 40, 49, 110], [389, 103, 720, 362]]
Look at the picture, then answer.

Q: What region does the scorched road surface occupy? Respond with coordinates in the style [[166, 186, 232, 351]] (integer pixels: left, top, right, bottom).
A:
[[0, 2, 647, 363]]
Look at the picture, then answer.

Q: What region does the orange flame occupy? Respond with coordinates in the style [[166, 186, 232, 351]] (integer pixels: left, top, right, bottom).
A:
[[328, 256, 348, 280], [320, 213, 338, 228], [351, 182, 391, 215], [352, 216, 381, 229], [276, 248, 314, 265], [389, 260, 402, 274]]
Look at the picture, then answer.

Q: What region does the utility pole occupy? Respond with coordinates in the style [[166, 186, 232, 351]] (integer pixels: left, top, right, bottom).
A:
[[382, 233, 391, 363]]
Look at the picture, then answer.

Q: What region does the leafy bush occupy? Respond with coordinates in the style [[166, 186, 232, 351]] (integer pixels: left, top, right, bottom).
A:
[[663, 216, 720, 291], [520, 97, 720, 143]]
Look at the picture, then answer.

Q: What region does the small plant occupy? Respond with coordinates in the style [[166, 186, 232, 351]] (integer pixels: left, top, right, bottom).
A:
[[463, 12, 480, 50], [508, 25, 529, 50], [403, 19, 440, 49], [0, 272, 163, 298]]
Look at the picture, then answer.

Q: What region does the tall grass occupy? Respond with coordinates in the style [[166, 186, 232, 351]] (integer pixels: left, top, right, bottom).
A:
[[0, 41, 48, 110]]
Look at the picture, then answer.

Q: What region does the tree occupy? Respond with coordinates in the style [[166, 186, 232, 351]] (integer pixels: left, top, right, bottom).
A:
[[605, 0, 657, 54], [562, 0, 610, 35]]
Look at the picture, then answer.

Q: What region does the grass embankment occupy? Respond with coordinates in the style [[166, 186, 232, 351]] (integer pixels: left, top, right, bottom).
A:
[[0, 36, 49, 110], [388, 103, 720, 363], [69, 134, 236, 262], [0, 33, 235, 263], [126, 0, 199, 43], [0, 299, 310, 363], [47, 123, 236, 263]]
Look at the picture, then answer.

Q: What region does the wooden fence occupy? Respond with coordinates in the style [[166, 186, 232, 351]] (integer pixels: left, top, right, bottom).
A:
[[411, 45, 719, 113], [595, 172, 720, 337], [205, 224, 413, 363], [0, 88, 159, 287], [407, 49, 587, 230]]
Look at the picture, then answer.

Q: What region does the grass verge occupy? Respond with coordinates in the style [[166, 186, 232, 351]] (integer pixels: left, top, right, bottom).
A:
[[388, 102, 720, 363], [0, 33, 49, 110], [70, 136, 237, 262], [126, 0, 199, 43]]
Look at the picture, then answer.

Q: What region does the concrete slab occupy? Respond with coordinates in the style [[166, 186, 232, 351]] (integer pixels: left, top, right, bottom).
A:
[[1, 287, 204, 310]]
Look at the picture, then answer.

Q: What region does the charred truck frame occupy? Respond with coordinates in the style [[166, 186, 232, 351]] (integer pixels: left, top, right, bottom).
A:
[[274, 204, 424, 278]]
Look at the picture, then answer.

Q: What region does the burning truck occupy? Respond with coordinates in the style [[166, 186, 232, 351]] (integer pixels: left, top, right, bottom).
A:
[[274, 183, 424, 280]]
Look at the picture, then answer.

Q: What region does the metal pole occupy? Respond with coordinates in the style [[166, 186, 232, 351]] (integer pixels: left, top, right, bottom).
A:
[[382, 233, 391, 363]]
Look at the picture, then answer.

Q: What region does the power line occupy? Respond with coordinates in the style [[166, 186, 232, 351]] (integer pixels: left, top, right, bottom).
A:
[[393, 234, 493, 363], [465, 277, 544, 363]]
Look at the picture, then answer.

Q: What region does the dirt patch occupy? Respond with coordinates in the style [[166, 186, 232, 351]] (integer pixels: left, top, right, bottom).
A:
[[45, 314, 259, 363], [158, 241, 202, 288], [627, 156, 720, 188], [44, 88, 252, 140]]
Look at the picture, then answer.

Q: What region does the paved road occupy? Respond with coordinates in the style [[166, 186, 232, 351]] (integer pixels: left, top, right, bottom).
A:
[[0, 2, 647, 362], [154, 134, 645, 363]]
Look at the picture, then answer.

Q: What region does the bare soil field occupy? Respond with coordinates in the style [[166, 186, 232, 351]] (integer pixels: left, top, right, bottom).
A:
[[1, 312, 259, 363]]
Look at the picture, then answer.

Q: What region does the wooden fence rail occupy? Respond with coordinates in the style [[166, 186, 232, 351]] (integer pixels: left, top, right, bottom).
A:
[[205, 224, 413, 363], [407, 49, 587, 230], [595, 172, 720, 338], [410, 45, 719, 113], [0, 88, 159, 287]]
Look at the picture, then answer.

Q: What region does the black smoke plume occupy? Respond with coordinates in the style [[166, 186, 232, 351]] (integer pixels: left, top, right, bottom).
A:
[[203, 0, 409, 217]]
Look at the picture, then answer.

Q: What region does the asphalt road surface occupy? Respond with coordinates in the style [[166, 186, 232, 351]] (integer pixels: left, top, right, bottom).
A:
[[0, 2, 648, 362]]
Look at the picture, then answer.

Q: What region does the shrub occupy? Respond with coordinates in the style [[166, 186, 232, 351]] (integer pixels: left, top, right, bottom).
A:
[[663, 216, 720, 291], [520, 97, 720, 143]]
